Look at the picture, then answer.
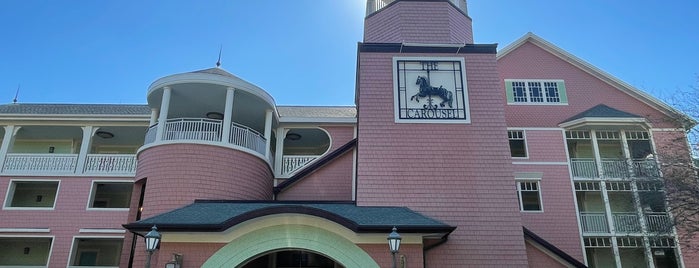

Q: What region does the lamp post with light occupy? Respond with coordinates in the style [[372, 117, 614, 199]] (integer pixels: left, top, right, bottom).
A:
[[144, 226, 161, 268], [387, 227, 402, 268]]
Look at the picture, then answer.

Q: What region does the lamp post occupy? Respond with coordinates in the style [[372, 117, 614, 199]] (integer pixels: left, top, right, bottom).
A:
[[387, 227, 402, 268], [144, 225, 161, 268]]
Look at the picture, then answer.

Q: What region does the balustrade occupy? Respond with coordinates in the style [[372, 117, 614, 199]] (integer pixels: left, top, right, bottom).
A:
[[645, 213, 672, 233], [580, 212, 609, 233], [613, 213, 641, 233], [282, 155, 320, 175], [83, 154, 137, 174], [571, 158, 660, 180]]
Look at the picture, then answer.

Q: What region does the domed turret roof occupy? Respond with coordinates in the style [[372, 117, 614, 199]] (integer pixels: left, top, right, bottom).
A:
[[189, 67, 241, 79]]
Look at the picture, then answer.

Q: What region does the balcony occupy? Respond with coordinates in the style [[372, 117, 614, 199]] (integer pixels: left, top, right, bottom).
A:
[[281, 155, 320, 176], [571, 158, 659, 180], [645, 213, 672, 233], [613, 213, 641, 233], [144, 118, 267, 156], [581, 211, 672, 235], [2, 153, 137, 175], [580, 212, 609, 233]]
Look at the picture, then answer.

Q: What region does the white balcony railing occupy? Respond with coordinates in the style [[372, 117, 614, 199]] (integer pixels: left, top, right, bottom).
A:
[[645, 213, 672, 233], [144, 119, 267, 156], [3, 153, 78, 173], [282, 155, 320, 175], [632, 159, 660, 178], [601, 159, 627, 178], [83, 154, 137, 174], [580, 212, 609, 233], [613, 213, 641, 233], [571, 158, 598, 178]]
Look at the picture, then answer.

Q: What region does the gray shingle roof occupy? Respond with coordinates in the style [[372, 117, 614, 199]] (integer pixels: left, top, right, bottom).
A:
[[190, 67, 241, 79], [124, 200, 453, 233], [0, 103, 151, 115], [563, 104, 641, 122], [277, 106, 356, 118]]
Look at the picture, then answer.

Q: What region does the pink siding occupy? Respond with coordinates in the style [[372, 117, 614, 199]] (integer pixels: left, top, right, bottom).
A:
[[358, 243, 423, 268], [525, 242, 568, 268], [157, 242, 225, 268], [364, 1, 473, 44], [516, 164, 584, 262], [323, 125, 355, 151], [356, 51, 527, 266], [0, 175, 131, 268], [277, 151, 354, 201], [499, 42, 676, 128], [136, 144, 273, 219], [519, 129, 569, 162]]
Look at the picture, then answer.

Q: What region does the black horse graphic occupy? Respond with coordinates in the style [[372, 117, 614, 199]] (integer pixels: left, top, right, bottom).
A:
[[411, 76, 454, 108]]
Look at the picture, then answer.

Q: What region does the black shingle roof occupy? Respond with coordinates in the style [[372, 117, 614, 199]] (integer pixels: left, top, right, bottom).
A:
[[562, 104, 641, 123], [0, 103, 151, 115], [124, 200, 454, 234]]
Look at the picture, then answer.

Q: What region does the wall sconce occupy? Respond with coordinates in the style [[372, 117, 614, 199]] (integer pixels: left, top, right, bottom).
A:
[[206, 112, 224, 120], [96, 131, 115, 139], [165, 253, 183, 268], [285, 132, 302, 141]]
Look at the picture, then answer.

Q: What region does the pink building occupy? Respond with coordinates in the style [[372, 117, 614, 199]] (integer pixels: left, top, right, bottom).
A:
[[0, 0, 695, 267]]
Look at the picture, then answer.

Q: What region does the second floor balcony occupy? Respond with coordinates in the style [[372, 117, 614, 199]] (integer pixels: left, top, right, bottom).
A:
[[571, 158, 660, 180], [579, 211, 672, 235]]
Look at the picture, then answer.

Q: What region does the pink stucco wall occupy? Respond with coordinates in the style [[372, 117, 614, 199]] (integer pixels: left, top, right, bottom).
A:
[[0, 175, 132, 267], [499, 42, 676, 129], [364, 1, 473, 44], [136, 144, 273, 219], [355, 50, 528, 266]]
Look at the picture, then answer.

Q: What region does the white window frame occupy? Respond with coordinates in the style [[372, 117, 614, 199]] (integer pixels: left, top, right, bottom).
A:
[[86, 180, 133, 211], [3, 179, 61, 210], [67, 236, 124, 268], [515, 175, 543, 212], [0, 235, 55, 268], [506, 79, 567, 105], [507, 129, 529, 159]]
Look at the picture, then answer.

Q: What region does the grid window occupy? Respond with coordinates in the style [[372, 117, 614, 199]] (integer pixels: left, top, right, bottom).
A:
[[517, 180, 542, 211], [506, 80, 566, 104], [508, 130, 527, 157]]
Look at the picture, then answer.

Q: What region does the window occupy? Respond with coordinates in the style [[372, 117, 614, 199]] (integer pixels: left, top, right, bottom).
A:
[[4, 180, 59, 209], [69, 238, 123, 267], [0, 237, 53, 266], [517, 180, 542, 211], [88, 182, 133, 209], [505, 80, 567, 104], [508, 130, 527, 157]]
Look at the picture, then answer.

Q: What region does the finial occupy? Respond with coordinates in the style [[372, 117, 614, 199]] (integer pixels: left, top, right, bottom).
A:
[[12, 84, 19, 104], [216, 45, 222, 68]]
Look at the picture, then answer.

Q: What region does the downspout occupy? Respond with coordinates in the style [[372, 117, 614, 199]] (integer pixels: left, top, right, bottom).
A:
[[128, 182, 147, 268], [423, 233, 451, 268]]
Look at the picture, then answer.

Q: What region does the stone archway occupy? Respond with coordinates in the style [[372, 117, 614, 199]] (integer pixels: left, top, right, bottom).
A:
[[202, 224, 380, 268]]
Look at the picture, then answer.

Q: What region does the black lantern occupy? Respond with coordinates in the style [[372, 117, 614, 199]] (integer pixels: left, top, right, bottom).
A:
[[144, 225, 161, 268], [387, 227, 402, 268]]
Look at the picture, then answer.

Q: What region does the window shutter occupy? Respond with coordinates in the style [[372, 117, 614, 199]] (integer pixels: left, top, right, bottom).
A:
[[557, 81, 568, 103], [505, 80, 515, 103]]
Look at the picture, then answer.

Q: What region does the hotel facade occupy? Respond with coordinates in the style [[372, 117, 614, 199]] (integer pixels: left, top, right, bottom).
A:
[[0, 0, 696, 267]]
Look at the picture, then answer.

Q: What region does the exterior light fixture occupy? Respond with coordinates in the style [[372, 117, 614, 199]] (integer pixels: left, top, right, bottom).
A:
[[206, 112, 224, 120], [165, 253, 183, 268], [144, 225, 161, 268], [285, 132, 302, 140], [387, 227, 402, 268], [95, 131, 114, 139]]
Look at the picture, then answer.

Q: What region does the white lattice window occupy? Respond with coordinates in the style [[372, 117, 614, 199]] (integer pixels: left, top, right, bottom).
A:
[[508, 130, 527, 158], [506, 80, 566, 104], [517, 180, 542, 211]]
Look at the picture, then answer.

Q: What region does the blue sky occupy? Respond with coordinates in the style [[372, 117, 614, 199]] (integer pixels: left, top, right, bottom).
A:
[[1, 1, 697, 106]]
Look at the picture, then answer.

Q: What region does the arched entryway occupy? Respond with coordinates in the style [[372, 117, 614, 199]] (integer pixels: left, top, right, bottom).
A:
[[241, 249, 343, 268], [202, 224, 380, 268]]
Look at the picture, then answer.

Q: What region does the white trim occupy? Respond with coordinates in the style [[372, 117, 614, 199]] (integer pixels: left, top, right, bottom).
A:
[[516, 179, 544, 212], [392, 56, 471, 124], [278, 117, 356, 123], [512, 161, 569, 165], [3, 179, 61, 210], [0, 228, 50, 233], [508, 129, 529, 159], [0, 235, 55, 267], [85, 180, 134, 210], [137, 139, 271, 171], [508, 127, 564, 131], [562, 128, 588, 265], [505, 79, 567, 105], [650, 128, 686, 132], [78, 229, 126, 234], [524, 240, 579, 268], [514, 172, 543, 179], [559, 117, 649, 129], [66, 235, 125, 268]]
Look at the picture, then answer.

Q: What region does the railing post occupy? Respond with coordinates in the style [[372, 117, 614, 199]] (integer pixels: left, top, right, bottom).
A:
[[274, 128, 286, 179], [76, 126, 97, 174], [264, 109, 273, 159], [155, 86, 172, 142], [0, 125, 20, 172]]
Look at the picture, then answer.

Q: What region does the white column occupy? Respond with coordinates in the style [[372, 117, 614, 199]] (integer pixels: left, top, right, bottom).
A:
[[592, 130, 623, 267], [274, 127, 285, 178], [0, 125, 20, 171], [75, 126, 97, 174], [149, 108, 158, 126], [264, 109, 273, 159], [155, 86, 172, 142], [221, 87, 235, 143]]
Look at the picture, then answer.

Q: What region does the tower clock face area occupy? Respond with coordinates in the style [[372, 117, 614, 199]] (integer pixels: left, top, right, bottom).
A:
[[393, 57, 470, 123]]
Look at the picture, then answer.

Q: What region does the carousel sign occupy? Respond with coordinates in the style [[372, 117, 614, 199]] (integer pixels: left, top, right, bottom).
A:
[[394, 58, 470, 123]]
